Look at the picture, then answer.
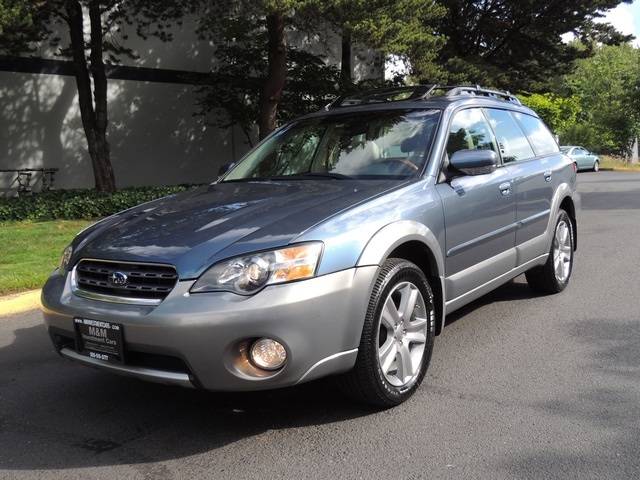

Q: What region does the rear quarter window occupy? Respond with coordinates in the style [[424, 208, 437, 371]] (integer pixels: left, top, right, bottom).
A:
[[513, 112, 559, 156]]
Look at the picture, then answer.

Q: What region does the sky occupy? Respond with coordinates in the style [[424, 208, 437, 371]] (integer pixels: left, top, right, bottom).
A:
[[602, 0, 640, 46]]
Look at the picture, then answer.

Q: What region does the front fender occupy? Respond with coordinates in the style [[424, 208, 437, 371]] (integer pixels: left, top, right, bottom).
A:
[[357, 220, 444, 275], [357, 219, 446, 335]]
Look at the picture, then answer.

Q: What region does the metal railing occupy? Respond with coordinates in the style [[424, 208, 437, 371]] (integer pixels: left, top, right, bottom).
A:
[[0, 168, 59, 196]]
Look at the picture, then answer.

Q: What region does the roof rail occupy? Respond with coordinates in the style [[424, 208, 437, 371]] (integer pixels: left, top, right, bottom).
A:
[[441, 85, 521, 104], [326, 84, 521, 109], [327, 85, 437, 109]]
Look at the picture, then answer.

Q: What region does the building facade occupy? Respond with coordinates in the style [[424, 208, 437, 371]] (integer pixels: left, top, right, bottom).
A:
[[0, 16, 382, 196]]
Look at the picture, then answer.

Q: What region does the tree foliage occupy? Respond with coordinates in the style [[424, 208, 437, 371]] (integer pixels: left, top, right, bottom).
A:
[[433, 0, 634, 91], [196, 0, 442, 142], [559, 43, 640, 155], [0, 0, 52, 54], [195, 16, 351, 146], [198, 1, 307, 140], [519, 93, 581, 135], [302, 0, 445, 80]]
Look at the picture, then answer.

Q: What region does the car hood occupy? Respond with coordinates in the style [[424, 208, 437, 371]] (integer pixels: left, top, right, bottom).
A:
[[73, 180, 404, 278]]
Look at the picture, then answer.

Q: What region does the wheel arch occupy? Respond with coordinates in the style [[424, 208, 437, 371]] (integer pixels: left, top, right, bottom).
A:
[[357, 220, 447, 336], [559, 194, 578, 252], [549, 182, 579, 253]]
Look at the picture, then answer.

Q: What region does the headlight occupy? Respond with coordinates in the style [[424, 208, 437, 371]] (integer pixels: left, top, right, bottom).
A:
[[191, 242, 323, 295], [59, 244, 73, 276]]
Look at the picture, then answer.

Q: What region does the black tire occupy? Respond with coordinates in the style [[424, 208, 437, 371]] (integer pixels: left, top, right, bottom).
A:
[[337, 259, 435, 407], [593, 159, 600, 172], [525, 209, 574, 294]]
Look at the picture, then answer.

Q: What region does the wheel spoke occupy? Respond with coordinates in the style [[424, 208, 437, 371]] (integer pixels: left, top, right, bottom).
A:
[[398, 284, 419, 325], [405, 317, 428, 344], [553, 221, 572, 281], [380, 295, 400, 329], [379, 338, 398, 376], [396, 341, 415, 382]]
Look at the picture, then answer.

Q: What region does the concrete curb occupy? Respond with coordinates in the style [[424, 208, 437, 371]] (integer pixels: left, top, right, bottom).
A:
[[0, 290, 42, 316]]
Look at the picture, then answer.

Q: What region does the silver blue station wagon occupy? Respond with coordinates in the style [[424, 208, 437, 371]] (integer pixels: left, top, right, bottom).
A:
[[42, 85, 579, 407]]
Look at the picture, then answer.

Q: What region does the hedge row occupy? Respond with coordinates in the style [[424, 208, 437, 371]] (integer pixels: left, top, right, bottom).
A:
[[0, 185, 199, 222]]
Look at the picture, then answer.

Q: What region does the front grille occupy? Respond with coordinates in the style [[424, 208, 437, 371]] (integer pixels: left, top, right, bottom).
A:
[[72, 259, 178, 304]]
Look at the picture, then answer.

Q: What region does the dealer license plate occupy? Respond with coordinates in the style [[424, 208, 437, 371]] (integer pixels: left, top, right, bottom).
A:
[[74, 318, 124, 363]]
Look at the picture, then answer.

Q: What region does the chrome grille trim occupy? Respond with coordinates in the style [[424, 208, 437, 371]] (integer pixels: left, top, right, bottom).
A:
[[71, 258, 178, 306]]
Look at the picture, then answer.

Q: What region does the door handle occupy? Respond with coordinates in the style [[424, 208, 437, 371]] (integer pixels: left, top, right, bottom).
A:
[[499, 182, 511, 196], [544, 170, 552, 182]]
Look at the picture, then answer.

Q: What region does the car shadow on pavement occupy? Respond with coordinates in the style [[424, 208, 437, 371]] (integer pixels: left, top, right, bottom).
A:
[[443, 276, 540, 328], [0, 318, 380, 472]]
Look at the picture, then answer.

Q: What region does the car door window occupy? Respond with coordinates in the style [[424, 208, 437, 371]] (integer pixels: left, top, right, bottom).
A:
[[484, 109, 535, 163], [446, 108, 498, 157], [512, 112, 559, 156]]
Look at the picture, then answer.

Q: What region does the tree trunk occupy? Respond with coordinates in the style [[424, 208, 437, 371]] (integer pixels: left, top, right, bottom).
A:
[[630, 138, 639, 165], [258, 12, 287, 140], [341, 31, 351, 81], [65, 0, 116, 192]]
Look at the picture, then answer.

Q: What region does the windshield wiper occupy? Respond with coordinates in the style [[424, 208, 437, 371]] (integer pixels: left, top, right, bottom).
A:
[[221, 172, 354, 182], [287, 172, 354, 180]]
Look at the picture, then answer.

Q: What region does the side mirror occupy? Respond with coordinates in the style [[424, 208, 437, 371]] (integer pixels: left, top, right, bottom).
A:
[[449, 150, 498, 176], [218, 162, 235, 177]]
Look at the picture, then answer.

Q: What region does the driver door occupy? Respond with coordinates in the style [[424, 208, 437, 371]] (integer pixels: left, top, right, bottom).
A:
[[435, 108, 517, 302]]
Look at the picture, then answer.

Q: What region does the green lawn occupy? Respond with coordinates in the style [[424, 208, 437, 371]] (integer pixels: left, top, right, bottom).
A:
[[0, 220, 93, 295]]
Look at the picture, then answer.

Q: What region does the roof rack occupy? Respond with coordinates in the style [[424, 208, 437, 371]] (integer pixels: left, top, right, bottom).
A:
[[327, 85, 438, 109], [327, 84, 521, 109], [443, 85, 521, 104]]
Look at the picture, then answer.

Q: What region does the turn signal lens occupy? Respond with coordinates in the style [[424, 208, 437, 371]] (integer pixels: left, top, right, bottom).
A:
[[250, 338, 287, 370], [272, 245, 320, 282]]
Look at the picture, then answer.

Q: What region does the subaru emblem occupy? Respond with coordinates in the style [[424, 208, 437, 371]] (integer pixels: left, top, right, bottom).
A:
[[108, 271, 128, 286]]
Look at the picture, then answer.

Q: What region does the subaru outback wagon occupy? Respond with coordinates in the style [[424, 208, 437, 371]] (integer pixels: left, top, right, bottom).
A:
[[42, 85, 579, 407]]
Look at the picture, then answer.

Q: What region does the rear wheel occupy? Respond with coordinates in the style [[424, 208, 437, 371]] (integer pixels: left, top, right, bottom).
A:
[[525, 209, 574, 294], [338, 259, 435, 407]]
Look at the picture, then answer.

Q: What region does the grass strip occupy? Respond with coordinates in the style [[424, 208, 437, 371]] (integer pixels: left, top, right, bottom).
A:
[[0, 219, 93, 295]]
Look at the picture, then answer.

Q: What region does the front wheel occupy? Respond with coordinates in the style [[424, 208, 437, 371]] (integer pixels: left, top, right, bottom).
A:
[[525, 209, 574, 294], [593, 159, 600, 172], [338, 259, 435, 407]]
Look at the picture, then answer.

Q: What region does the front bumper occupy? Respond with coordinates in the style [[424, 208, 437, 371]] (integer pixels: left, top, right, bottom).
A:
[[41, 266, 378, 391]]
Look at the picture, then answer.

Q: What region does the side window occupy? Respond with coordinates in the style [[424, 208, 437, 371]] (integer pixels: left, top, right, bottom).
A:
[[484, 109, 535, 163], [446, 108, 498, 157], [513, 112, 559, 156]]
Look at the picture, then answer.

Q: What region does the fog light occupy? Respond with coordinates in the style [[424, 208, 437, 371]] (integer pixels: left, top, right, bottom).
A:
[[250, 338, 286, 370]]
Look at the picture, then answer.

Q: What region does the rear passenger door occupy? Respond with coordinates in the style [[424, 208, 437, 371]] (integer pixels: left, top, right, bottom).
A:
[[435, 108, 517, 301], [484, 109, 560, 261]]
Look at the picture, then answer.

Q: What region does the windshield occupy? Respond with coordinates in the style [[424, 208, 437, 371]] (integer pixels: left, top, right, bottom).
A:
[[222, 109, 440, 181]]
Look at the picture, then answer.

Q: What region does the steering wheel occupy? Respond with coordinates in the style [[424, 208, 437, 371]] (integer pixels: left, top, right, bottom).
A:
[[379, 158, 419, 175]]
